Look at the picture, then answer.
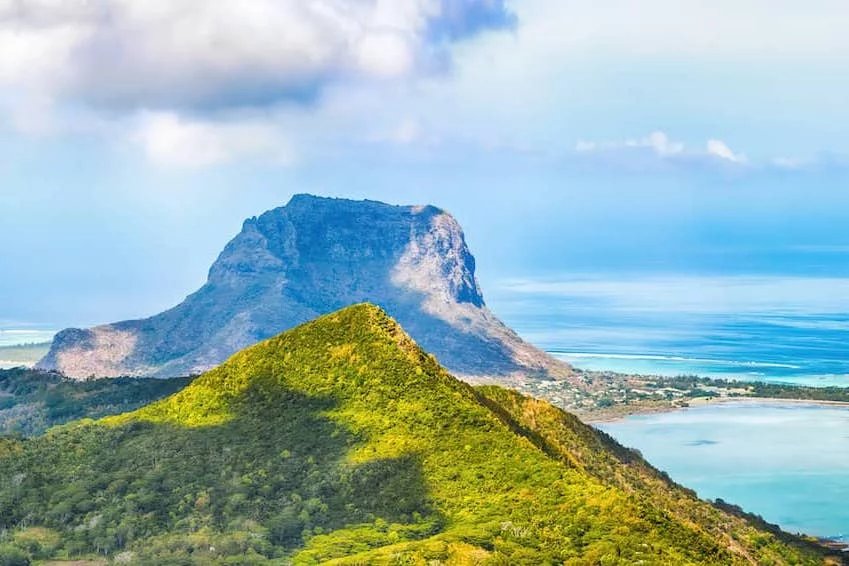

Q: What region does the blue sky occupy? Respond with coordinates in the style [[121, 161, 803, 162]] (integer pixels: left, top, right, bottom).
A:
[[3, 0, 849, 328]]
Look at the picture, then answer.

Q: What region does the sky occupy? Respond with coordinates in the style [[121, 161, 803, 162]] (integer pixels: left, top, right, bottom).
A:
[[3, 0, 849, 329]]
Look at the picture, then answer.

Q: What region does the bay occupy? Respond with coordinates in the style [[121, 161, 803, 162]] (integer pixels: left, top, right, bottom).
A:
[[599, 401, 849, 542]]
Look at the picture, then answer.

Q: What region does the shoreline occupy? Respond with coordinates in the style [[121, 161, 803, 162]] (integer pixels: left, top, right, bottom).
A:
[[583, 395, 849, 424], [580, 392, 849, 553]]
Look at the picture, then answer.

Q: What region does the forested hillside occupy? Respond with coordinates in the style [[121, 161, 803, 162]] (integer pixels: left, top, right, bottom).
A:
[[0, 305, 838, 564]]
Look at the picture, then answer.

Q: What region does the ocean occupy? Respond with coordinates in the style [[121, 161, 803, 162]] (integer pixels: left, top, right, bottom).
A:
[[0, 329, 56, 348], [489, 274, 849, 386], [0, 329, 55, 368], [599, 401, 849, 542]]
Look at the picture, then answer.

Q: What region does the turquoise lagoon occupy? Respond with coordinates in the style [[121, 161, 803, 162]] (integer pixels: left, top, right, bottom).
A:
[[599, 401, 849, 542]]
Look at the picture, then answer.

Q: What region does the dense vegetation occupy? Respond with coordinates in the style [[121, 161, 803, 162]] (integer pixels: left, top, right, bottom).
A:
[[652, 375, 849, 403], [0, 368, 192, 436], [0, 305, 839, 564]]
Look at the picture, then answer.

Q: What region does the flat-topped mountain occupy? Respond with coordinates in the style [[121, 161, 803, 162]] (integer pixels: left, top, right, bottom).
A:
[[39, 194, 570, 381], [1, 305, 834, 564]]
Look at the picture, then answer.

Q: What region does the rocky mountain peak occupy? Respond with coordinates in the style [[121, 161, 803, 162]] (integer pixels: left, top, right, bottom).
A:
[[39, 195, 566, 381], [207, 194, 484, 307]]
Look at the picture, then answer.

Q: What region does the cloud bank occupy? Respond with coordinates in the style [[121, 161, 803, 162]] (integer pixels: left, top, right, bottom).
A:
[[0, 0, 514, 111], [0, 0, 514, 166], [1, 1, 846, 171]]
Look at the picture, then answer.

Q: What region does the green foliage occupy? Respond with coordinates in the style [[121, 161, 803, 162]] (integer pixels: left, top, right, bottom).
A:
[[652, 375, 849, 403], [0, 368, 192, 436], [11, 527, 61, 559], [0, 305, 836, 564], [0, 544, 30, 566]]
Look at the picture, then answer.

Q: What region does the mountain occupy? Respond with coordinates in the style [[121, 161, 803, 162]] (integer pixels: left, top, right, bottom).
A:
[[2, 305, 837, 564], [38, 194, 570, 382]]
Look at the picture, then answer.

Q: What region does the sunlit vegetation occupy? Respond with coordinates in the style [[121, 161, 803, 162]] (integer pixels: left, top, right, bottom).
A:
[[653, 375, 849, 403], [0, 305, 838, 564]]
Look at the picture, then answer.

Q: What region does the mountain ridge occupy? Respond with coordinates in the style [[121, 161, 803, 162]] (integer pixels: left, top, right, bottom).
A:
[[38, 194, 571, 383]]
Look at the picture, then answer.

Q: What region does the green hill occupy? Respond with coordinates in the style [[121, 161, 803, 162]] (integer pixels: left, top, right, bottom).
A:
[[0, 305, 838, 565]]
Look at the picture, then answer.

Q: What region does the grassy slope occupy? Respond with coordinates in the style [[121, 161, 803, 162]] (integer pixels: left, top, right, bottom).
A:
[[0, 305, 837, 565]]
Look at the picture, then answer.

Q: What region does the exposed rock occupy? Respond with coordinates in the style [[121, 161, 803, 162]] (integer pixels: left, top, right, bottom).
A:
[[39, 194, 571, 382]]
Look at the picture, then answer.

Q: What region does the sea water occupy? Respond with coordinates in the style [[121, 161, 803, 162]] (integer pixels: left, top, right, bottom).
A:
[[599, 401, 849, 542], [0, 329, 56, 348], [0, 329, 56, 368], [489, 275, 849, 386]]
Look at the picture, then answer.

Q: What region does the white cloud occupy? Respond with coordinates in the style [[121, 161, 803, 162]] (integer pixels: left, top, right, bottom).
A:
[[134, 112, 294, 168], [637, 131, 685, 156], [575, 131, 746, 167], [706, 139, 746, 163], [354, 31, 416, 78], [0, 0, 514, 166], [0, 0, 845, 170], [0, 0, 513, 112], [515, 0, 849, 58]]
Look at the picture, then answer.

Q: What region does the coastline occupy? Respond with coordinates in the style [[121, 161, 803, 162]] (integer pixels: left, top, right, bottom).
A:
[[583, 389, 849, 552], [507, 364, 849, 425], [582, 395, 849, 424]]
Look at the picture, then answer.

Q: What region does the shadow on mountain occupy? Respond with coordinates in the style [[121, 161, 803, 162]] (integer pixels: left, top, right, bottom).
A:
[[0, 382, 441, 562]]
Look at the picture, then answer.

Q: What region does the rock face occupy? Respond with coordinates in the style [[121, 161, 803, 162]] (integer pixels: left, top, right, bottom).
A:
[[39, 194, 570, 381]]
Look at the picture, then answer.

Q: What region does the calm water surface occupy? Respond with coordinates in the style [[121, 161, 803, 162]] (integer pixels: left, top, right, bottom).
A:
[[490, 275, 849, 385], [599, 401, 849, 542], [0, 329, 56, 368], [0, 329, 55, 347]]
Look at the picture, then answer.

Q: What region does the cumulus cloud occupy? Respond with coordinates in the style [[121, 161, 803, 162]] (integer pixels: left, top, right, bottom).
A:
[[0, 0, 514, 111], [0, 1, 513, 165], [706, 139, 746, 163]]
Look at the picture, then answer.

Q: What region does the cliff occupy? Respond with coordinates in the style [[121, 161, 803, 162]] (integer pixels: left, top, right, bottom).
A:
[[39, 194, 571, 382]]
